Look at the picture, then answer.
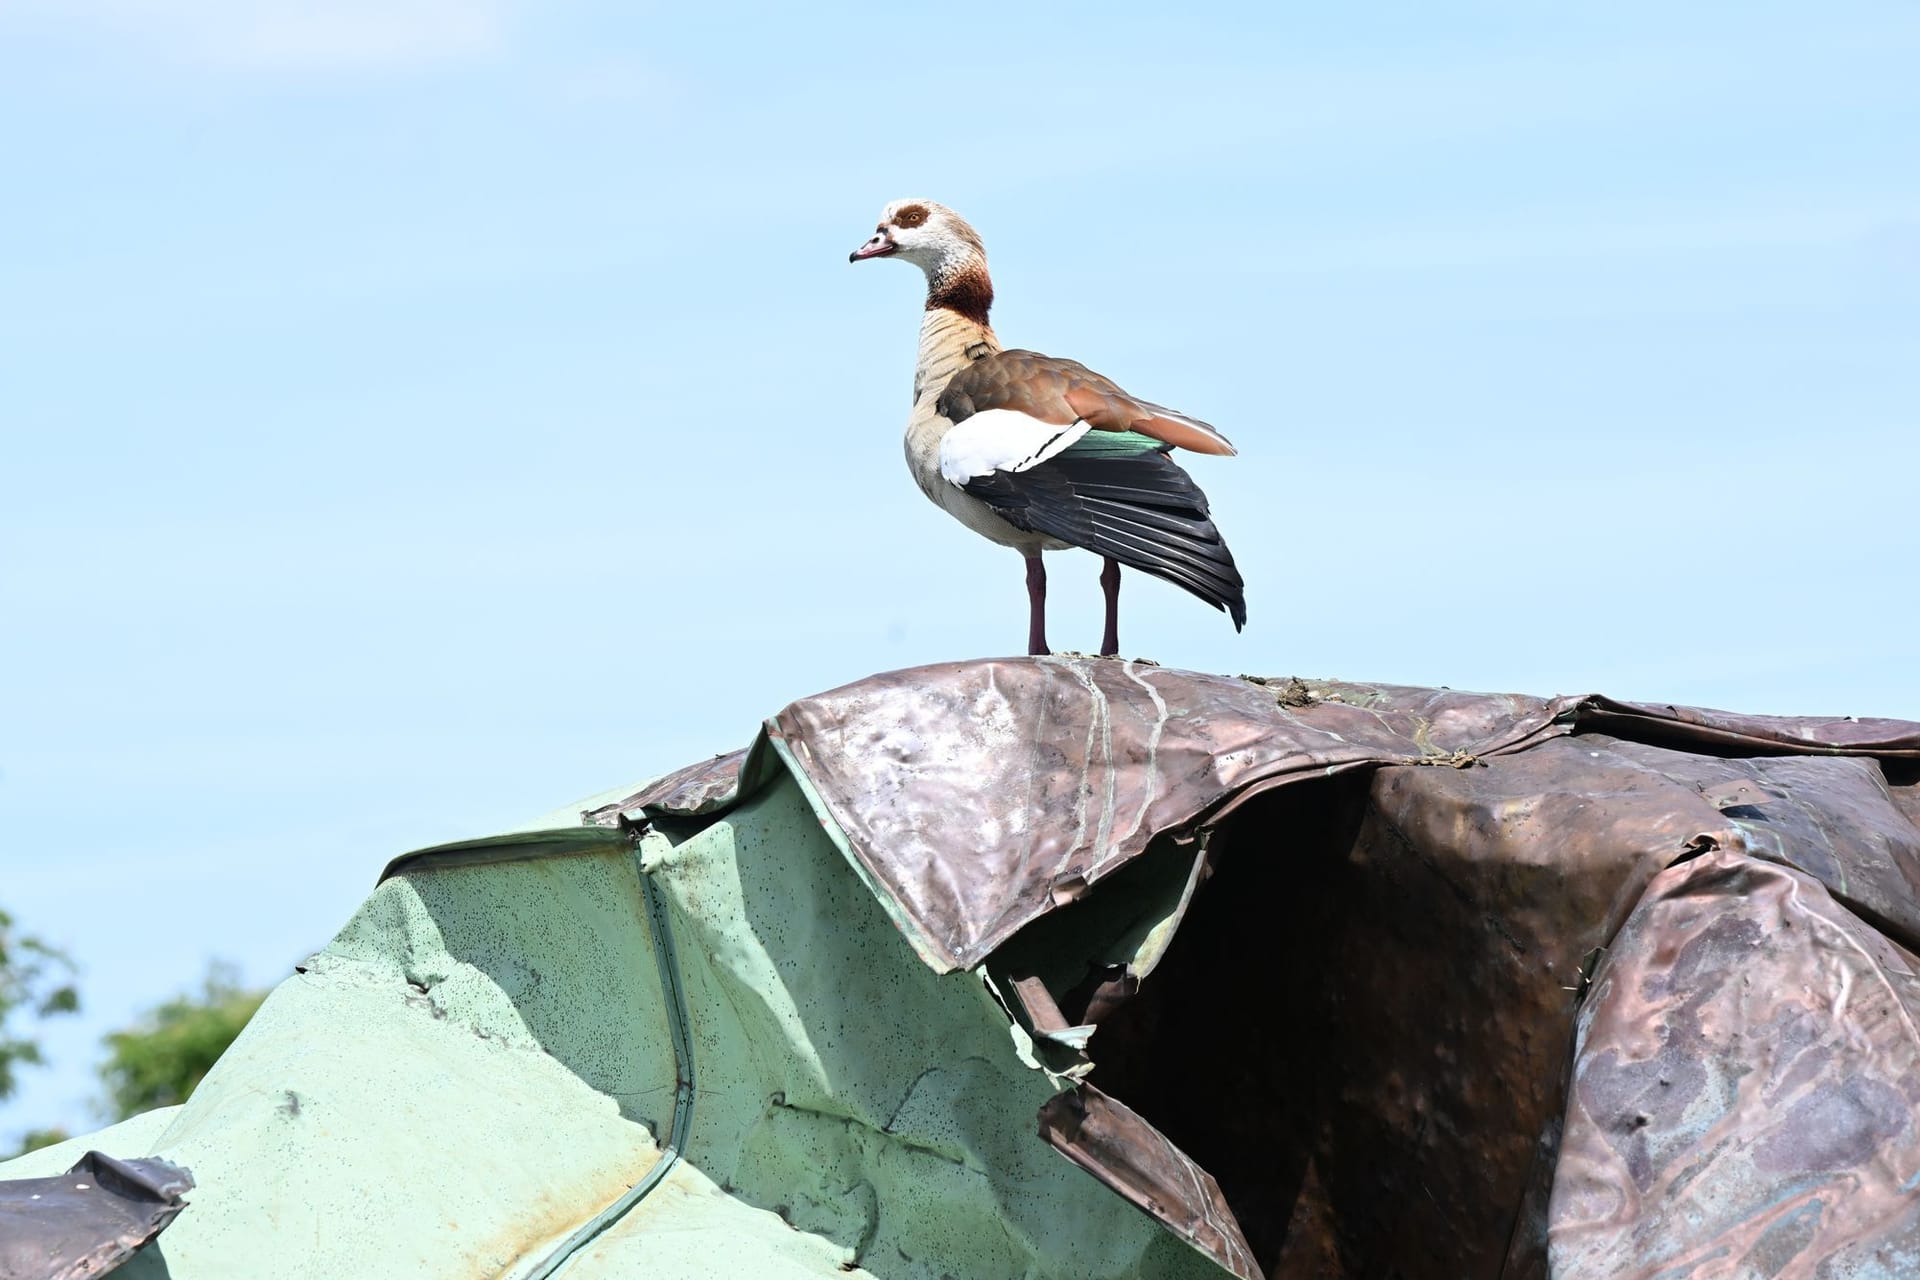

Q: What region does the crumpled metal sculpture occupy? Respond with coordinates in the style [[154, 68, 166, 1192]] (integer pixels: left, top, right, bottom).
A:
[[598, 658, 1920, 1278], [7, 658, 1916, 1279]]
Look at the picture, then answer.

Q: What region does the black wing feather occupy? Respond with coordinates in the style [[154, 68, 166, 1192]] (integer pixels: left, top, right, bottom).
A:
[[962, 452, 1247, 630]]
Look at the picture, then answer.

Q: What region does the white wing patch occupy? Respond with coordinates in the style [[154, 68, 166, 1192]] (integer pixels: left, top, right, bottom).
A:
[[938, 409, 1091, 486]]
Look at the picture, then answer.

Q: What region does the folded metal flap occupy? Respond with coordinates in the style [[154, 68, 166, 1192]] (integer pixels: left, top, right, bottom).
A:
[[1038, 1084, 1260, 1280], [1552, 849, 1920, 1272], [760, 659, 1588, 972], [582, 746, 757, 826], [0, 1151, 194, 1280], [377, 826, 632, 883], [1577, 695, 1920, 758]]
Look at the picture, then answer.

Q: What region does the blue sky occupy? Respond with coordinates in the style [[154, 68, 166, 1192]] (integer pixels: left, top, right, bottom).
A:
[[2, 1, 1916, 1144]]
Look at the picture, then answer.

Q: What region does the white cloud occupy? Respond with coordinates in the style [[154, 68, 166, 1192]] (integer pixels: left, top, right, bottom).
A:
[[1, 0, 509, 71]]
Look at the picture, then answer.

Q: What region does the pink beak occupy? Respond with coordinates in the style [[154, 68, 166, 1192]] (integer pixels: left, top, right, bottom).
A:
[[849, 233, 896, 262]]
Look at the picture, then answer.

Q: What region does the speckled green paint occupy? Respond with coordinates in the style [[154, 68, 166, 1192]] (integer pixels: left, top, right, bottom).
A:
[[633, 775, 1229, 1280], [0, 776, 1233, 1279]]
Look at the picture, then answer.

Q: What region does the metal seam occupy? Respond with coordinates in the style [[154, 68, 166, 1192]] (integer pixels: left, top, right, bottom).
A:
[[518, 835, 697, 1279]]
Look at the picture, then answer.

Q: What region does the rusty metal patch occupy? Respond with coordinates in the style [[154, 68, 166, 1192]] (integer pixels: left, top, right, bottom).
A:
[[0, 1152, 193, 1280]]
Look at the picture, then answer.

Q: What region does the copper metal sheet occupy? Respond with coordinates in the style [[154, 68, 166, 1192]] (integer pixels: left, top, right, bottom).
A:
[[1037, 1083, 1262, 1280], [1590, 739, 1920, 951], [585, 748, 750, 824], [1089, 737, 1761, 1277], [1551, 849, 1920, 1277], [0, 1152, 193, 1280], [1576, 695, 1920, 758], [751, 661, 1920, 975], [611, 659, 1920, 1276], [763, 658, 1584, 971], [1287, 739, 1750, 1278]]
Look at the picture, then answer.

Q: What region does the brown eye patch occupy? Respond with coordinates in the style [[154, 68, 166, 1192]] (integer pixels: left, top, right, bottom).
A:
[[892, 203, 930, 229]]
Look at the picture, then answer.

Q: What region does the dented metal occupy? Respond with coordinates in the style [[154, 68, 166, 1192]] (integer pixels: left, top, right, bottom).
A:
[[0, 1152, 193, 1280], [1552, 850, 1920, 1276], [6, 657, 1918, 1279], [757, 660, 1588, 971], [1038, 1084, 1263, 1280], [588, 660, 1920, 1277], [586, 748, 753, 824]]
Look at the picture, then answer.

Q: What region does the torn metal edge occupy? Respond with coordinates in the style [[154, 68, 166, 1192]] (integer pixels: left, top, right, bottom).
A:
[[1038, 1084, 1262, 1280], [376, 827, 632, 884]]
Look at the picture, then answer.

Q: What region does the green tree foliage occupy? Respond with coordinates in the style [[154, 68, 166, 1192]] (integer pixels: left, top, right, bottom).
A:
[[14, 1126, 70, 1154], [0, 906, 81, 1103], [100, 963, 266, 1121]]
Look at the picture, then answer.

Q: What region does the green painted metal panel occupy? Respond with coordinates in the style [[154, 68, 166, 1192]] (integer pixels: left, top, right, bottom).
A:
[[0, 772, 1233, 1278], [5, 848, 674, 1278], [621, 775, 1226, 1279]]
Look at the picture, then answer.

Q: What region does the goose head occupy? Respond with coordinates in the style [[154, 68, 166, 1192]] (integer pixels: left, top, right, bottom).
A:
[[849, 199, 987, 282]]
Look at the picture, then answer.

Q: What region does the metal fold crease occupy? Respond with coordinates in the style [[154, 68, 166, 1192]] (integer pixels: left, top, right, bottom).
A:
[[590, 657, 1920, 1276], [67, 657, 1915, 1279]]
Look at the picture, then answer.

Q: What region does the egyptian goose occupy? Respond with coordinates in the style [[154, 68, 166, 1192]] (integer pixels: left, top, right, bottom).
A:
[[850, 198, 1245, 657]]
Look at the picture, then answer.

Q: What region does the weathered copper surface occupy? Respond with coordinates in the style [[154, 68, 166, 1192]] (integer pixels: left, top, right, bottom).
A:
[[1293, 739, 1747, 1276], [608, 658, 1920, 1277], [1086, 736, 1763, 1277], [1037, 1084, 1262, 1280], [763, 659, 1585, 971], [746, 662, 1920, 976], [1594, 740, 1920, 951], [1578, 694, 1920, 758], [1552, 849, 1920, 1276], [586, 748, 751, 824], [0, 1151, 193, 1280]]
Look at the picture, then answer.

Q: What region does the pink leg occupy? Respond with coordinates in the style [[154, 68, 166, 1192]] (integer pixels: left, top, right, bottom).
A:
[[1099, 558, 1121, 657], [1026, 554, 1049, 656]]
